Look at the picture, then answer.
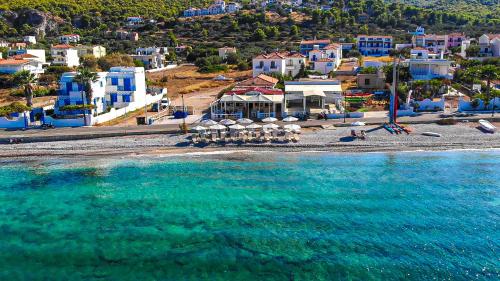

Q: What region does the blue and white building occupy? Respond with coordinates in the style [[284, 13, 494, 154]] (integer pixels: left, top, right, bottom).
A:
[[356, 35, 393, 56], [183, 0, 238, 17], [52, 67, 162, 126]]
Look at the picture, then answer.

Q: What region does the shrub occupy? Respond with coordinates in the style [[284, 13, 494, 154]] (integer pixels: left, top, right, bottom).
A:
[[59, 104, 95, 111], [0, 102, 31, 117]]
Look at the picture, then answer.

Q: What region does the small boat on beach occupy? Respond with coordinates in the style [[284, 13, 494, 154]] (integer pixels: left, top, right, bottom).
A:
[[422, 132, 442, 137], [479, 119, 496, 133], [351, 121, 366, 126]]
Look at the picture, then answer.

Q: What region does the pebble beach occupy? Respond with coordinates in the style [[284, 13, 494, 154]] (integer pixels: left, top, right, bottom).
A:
[[1, 123, 499, 160]]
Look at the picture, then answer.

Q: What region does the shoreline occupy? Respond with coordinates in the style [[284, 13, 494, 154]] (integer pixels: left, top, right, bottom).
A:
[[1, 123, 499, 161]]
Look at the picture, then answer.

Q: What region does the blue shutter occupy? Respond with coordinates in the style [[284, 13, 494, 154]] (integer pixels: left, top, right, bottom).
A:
[[66, 82, 73, 94], [111, 77, 118, 86], [124, 78, 131, 91], [111, 94, 118, 103]]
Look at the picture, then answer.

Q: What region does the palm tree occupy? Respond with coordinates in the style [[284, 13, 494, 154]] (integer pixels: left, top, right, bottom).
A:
[[74, 67, 99, 125], [13, 70, 38, 107]]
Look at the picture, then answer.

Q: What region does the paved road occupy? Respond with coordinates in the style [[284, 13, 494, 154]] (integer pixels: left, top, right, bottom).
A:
[[1, 113, 498, 143]]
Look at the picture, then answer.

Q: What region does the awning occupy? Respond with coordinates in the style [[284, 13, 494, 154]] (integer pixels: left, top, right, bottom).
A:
[[303, 90, 326, 97]]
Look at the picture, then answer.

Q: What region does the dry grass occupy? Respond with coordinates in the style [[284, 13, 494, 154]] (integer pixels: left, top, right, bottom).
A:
[[146, 65, 251, 99]]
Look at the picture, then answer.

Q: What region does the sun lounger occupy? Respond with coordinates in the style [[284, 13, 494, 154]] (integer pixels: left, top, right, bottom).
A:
[[292, 133, 300, 142], [264, 131, 271, 142], [284, 130, 292, 142]]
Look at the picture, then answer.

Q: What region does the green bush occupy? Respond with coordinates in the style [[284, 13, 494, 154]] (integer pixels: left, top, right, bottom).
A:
[[0, 102, 31, 117], [59, 104, 95, 111]]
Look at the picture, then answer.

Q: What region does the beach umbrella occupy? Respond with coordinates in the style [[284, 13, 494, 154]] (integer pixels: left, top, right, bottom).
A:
[[201, 119, 217, 126], [262, 117, 278, 123], [237, 118, 254, 124], [283, 116, 298, 122], [209, 124, 227, 130], [263, 123, 279, 130], [283, 124, 301, 132], [219, 119, 236, 125], [246, 123, 262, 130], [228, 124, 245, 130], [191, 125, 207, 131]]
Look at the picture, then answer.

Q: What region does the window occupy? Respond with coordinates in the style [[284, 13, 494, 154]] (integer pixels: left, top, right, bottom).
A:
[[123, 95, 131, 102], [365, 78, 371, 85], [259, 61, 264, 68], [110, 94, 118, 103], [271, 61, 276, 69]]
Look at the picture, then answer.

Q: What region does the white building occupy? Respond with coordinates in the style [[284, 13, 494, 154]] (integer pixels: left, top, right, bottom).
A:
[[226, 2, 241, 12], [252, 52, 306, 78], [131, 47, 169, 70], [218, 47, 237, 59], [0, 59, 44, 75], [412, 34, 448, 54], [284, 79, 343, 116], [408, 48, 452, 81], [75, 45, 106, 58], [8, 49, 46, 64], [53, 67, 161, 126], [308, 43, 342, 74], [59, 34, 81, 44], [51, 44, 80, 67], [462, 34, 500, 58], [56, 72, 108, 115], [23, 36, 37, 45]]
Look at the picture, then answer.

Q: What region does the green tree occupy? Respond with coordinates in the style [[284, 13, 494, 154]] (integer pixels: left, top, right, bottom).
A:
[[13, 70, 38, 107], [253, 28, 267, 41], [290, 25, 299, 36], [465, 65, 500, 115]]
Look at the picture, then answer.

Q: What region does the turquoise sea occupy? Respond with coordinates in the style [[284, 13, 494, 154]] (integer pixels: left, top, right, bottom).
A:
[[0, 151, 499, 280]]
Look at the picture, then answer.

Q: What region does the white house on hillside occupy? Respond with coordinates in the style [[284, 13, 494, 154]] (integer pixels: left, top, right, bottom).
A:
[[131, 47, 169, 70], [8, 49, 46, 64], [51, 44, 80, 67], [308, 43, 342, 74], [218, 47, 237, 59], [252, 52, 306, 78], [75, 45, 107, 58], [23, 36, 37, 45], [0, 59, 44, 75], [59, 34, 81, 44], [408, 48, 452, 81]]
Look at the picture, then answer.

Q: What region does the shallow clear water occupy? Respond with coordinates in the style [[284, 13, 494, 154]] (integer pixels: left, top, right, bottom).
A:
[[0, 151, 499, 280]]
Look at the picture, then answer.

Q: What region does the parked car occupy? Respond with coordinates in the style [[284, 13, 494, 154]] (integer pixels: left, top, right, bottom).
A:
[[160, 98, 170, 109]]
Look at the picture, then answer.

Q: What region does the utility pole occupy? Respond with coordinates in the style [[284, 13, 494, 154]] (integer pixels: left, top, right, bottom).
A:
[[390, 56, 398, 124]]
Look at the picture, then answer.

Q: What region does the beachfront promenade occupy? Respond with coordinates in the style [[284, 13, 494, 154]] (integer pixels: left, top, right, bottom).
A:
[[1, 113, 499, 144]]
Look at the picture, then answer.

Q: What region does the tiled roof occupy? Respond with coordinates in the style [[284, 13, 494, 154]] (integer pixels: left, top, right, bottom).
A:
[[324, 43, 341, 50], [300, 39, 331, 45], [52, 44, 74, 49], [0, 59, 29, 65], [256, 74, 279, 84], [12, 54, 38, 59], [254, 52, 305, 59]]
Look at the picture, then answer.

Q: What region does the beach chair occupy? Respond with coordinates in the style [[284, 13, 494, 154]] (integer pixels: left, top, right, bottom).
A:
[[238, 131, 246, 143], [247, 131, 255, 142], [230, 131, 237, 142], [292, 133, 300, 142], [259, 131, 266, 142]]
